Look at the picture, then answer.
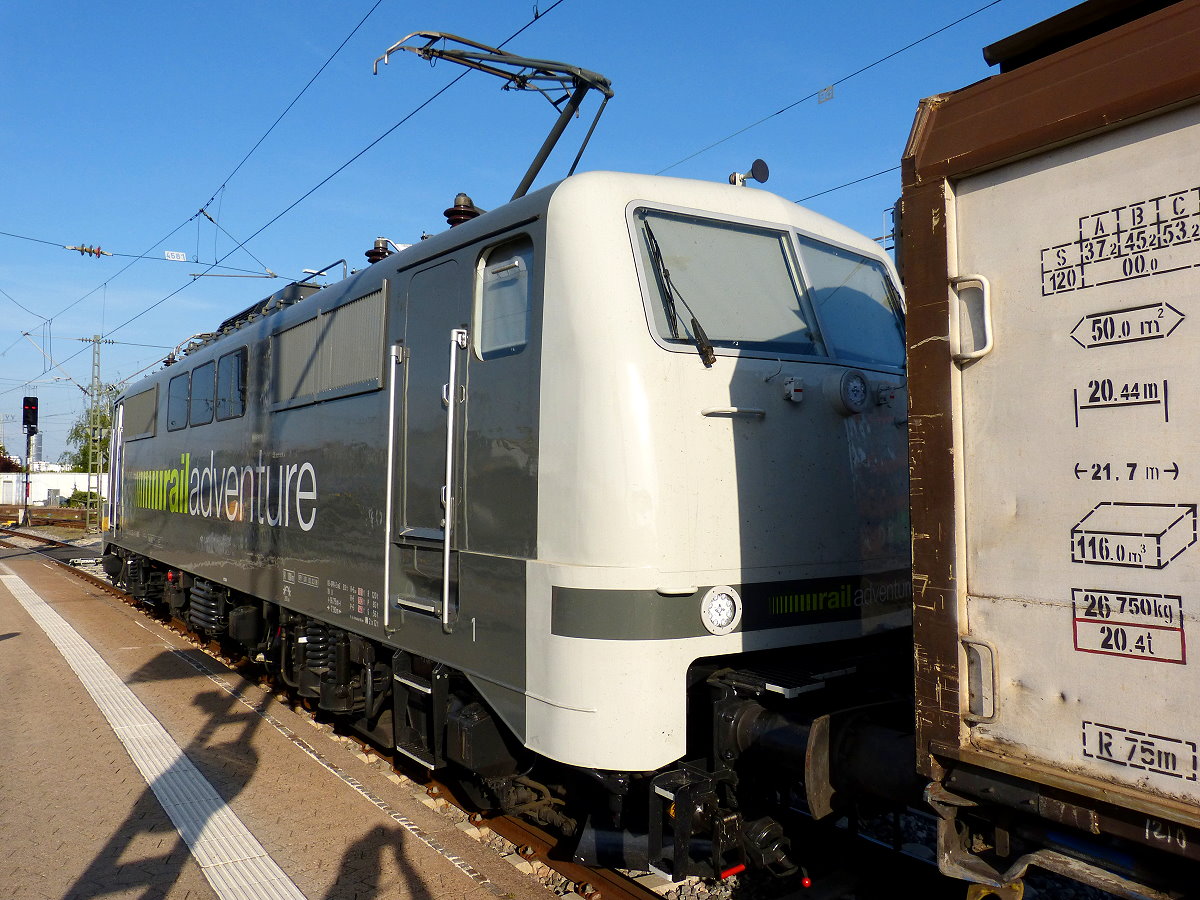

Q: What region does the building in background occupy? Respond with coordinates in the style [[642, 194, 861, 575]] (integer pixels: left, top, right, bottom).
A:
[[0, 471, 105, 506]]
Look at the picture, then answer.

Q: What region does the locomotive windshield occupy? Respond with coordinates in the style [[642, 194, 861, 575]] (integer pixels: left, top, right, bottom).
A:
[[632, 208, 904, 367], [794, 234, 905, 366]]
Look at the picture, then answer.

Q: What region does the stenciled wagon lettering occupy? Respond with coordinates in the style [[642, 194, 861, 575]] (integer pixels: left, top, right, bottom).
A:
[[904, 3, 1200, 894], [131, 450, 318, 532]]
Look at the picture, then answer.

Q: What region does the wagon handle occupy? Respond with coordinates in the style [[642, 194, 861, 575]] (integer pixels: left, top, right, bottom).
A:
[[949, 274, 994, 362]]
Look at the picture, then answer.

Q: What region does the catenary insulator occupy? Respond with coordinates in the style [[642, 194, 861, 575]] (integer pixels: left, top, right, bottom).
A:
[[444, 193, 481, 227]]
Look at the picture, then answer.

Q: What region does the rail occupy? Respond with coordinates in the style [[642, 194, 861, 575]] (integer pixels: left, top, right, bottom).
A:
[[0, 505, 89, 529]]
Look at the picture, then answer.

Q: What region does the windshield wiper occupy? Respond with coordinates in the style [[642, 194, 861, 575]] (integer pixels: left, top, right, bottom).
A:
[[642, 221, 716, 367]]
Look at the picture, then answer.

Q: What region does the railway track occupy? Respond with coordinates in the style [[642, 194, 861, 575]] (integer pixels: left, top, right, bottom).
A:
[[0, 505, 90, 529], [0, 526, 116, 591], [0, 525, 80, 546], [428, 778, 659, 900]]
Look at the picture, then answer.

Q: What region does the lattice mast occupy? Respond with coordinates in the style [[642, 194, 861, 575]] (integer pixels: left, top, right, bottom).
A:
[[85, 335, 114, 533]]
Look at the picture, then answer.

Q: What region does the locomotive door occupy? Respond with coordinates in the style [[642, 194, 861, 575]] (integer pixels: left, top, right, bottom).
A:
[[391, 258, 469, 631]]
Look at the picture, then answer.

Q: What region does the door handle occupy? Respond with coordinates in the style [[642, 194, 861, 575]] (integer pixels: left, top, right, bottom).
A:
[[701, 407, 766, 419]]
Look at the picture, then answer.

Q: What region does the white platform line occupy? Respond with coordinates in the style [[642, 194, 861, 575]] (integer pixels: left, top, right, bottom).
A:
[[3, 572, 307, 900]]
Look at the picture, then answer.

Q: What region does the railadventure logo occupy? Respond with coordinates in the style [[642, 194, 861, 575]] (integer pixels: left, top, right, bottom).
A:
[[131, 451, 317, 531], [768, 575, 911, 615]]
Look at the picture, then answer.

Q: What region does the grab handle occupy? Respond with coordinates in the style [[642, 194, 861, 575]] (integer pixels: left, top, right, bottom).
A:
[[949, 274, 993, 362], [440, 328, 469, 632], [701, 407, 766, 419]]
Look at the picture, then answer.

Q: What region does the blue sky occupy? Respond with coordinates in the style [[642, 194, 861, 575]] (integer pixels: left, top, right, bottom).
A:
[[1, 0, 1069, 461]]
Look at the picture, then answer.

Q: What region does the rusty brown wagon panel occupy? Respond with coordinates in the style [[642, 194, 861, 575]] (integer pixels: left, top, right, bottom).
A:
[[902, 1, 1200, 893]]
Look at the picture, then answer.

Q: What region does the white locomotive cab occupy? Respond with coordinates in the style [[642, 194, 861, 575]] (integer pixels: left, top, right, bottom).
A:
[[523, 173, 909, 771]]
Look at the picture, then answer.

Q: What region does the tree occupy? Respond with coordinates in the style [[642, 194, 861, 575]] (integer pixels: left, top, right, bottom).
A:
[[0, 443, 19, 473], [60, 405, 112, 472], [64, 488, 101, 508]]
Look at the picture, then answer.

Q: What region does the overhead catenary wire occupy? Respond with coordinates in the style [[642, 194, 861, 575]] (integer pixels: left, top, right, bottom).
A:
[[2, 0, 387, 361], [0, 284, 48, 322], [100, 0, 571, 341], [192, 0, 572, 286], [48, 217, 204, 323], [656, 0, 1005, 175], [19, 333, 89, 395], [0, 220, 204, 327], [0, 329, 36, 359], [0, 228, 276, 279], [198, 209, 276, 277], [0, 1, 394, 401], [3, 1, 572, 395], [194, 0, 387, 268], [199, 0, 387, 210], [796, 164, 901, 203]]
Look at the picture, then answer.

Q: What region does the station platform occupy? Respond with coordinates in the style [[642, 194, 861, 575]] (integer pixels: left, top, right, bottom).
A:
[[0, 542, 557, 900]]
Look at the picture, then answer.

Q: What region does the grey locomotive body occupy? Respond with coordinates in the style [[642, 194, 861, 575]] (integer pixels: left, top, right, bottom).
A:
[[106, 170, 910, 879]]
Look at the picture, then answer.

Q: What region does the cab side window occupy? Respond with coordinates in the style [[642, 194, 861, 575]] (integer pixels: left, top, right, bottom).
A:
[[475, 237, 534, 360]]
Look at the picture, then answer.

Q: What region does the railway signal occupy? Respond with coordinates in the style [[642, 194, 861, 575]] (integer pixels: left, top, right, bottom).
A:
[[22, 396, 38, 435]]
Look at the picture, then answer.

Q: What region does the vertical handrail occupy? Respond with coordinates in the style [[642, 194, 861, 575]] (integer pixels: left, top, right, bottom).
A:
[[107, 403, 124, 534], [382, 340, 402, 631], [441, 328, 469, 632]]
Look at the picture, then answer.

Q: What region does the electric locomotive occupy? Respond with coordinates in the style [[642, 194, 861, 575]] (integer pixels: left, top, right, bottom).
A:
[[104, 169, 911, 878]]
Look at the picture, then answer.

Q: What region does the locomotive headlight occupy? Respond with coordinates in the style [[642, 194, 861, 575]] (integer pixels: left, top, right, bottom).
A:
[[701, 585, 742, 635]]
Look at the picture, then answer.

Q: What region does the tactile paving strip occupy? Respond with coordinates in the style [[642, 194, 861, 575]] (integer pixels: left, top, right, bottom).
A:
[[4, 570, 307, 900]]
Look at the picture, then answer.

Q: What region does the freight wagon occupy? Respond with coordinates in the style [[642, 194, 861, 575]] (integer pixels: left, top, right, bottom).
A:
[[902, 1, 1200, 895]]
